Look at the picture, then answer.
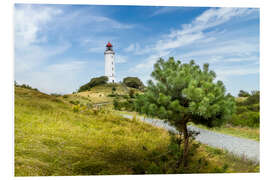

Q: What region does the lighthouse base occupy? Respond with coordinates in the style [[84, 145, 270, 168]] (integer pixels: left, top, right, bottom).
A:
[[107, 76, 115, 83]]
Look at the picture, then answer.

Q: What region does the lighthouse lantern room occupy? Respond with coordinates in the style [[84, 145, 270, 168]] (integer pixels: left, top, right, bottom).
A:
[[104, 42, 115, 83]]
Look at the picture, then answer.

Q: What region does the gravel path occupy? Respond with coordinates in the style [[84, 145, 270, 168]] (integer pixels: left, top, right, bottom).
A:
[[122, 114, 259, 162]]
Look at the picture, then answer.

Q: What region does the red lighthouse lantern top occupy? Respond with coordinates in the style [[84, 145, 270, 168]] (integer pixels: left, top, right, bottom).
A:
[[106, 42, 113, 51], [106, 42, 112, 47]]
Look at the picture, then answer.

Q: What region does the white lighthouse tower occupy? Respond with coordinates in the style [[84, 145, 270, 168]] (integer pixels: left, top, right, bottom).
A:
[[104, 42, 115, 83]]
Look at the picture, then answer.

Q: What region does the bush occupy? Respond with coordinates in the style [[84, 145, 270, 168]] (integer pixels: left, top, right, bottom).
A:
[[50, 93, 61, 97], [238, 90, 250, 97], [236, 106, 248, 114], [247, 104, 260, 112], [16, 83, 39, 91], [70, 100, 80, 105], [129, 89, 135, 98], [232, 90, 260, 128], [113, 98, 135, 111], [107, 94, 117, 97], [72, 105, 80, 113], [229, 111, 260, 128], [123, 77, 144, 90], [113, 99, 121, 110], [245, 91, 260, 105], [78, 76, 108, 92]]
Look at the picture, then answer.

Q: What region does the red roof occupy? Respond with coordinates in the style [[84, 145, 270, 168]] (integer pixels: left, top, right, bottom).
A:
[[106, 42, 112, 47]]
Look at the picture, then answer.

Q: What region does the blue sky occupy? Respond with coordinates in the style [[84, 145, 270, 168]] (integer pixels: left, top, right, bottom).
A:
[[14, 4, 259, 96]]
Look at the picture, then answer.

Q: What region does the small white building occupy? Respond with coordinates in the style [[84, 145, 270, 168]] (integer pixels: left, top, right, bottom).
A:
[[104, 42, 115, 83]]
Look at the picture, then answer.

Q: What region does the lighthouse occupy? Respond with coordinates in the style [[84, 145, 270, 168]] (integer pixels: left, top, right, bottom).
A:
[[104, 42, 115, 83]]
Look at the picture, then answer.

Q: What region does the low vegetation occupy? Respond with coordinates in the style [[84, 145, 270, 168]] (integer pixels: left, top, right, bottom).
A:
[[78, 76, 108, 92], [229, 90, 260, 128], [15, 86, 258, 176], [123, 77, 145, 90], [15, 81, 39, 91]]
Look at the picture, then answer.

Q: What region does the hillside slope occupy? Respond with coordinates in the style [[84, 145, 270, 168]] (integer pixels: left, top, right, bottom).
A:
[[70, 83, 141, 104], [14, 87, 259, 176], [14, 87, 169, 176]]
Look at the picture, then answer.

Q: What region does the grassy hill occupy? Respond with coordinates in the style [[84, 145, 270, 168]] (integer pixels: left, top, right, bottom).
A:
[[15, 87, 259, 176], [68, 83, 141, 104]]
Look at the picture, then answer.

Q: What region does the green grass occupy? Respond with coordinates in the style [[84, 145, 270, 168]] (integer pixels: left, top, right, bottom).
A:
[[15, 87, 259, 176], [189, 123, 259, 141], [193, 144, 259, 173]]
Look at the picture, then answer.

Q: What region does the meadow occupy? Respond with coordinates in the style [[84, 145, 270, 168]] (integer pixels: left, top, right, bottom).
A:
[[14, 86, 259, 176]]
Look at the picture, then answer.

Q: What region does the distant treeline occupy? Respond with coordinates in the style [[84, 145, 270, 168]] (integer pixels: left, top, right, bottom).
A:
[[14, 81, 39, 91]]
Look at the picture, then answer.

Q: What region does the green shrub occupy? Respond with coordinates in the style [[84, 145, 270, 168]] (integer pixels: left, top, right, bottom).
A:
[[112, 86, 116, 93], [129, 89, 135, 98], [247, 104, 260, 112], [229, 111, 260, 128], [238, 90, 250, 97], [122, 95, 129, 99], [147, 162, 162, 174], [72, 105, 80, 113], [246, 91, 260, 105], [236, 106, 248, 114], [113, 99, 121, 110], [78, 76, 108, 92], [16, 83, 39, 91], [69, 100, 80, 105], [107, 94, 116, 97], [123, 77, 144, 90], [50, 93, 61, 97]]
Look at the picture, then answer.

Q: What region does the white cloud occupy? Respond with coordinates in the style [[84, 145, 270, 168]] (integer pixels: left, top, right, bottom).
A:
[[14, 5, 62, 48], [176, 8, 257, 36], [151, 7, 181, 17], [115, 55, 127, 63], [217, 67, 259, 76], [131, 7, 259, 76], [124, 43, 152, 55], [180, 38, 259, 59], [16, 60, 91, 94], [215, 66, 259, 83], [52, 7, 133, 32], [150, 7, 196, 17], [155, 32, 204, 51], [132, 50, 171, 72], [47, 61, 87, 72], [14, 5, 73, 92], [124, 43, 135, 52], [155, 8, 257, 52]]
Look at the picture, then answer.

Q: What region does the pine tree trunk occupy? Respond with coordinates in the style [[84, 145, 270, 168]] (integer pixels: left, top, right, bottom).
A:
[[176, 133, 182, 168], [182, 123, 189, 167]]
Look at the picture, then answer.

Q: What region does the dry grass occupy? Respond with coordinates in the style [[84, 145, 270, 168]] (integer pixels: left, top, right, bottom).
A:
[[15, 87, 259, 176], [15, 87, 169, 176]]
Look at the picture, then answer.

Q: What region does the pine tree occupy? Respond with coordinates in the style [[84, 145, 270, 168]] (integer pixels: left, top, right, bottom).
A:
[[135, 57, 235, 167]]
